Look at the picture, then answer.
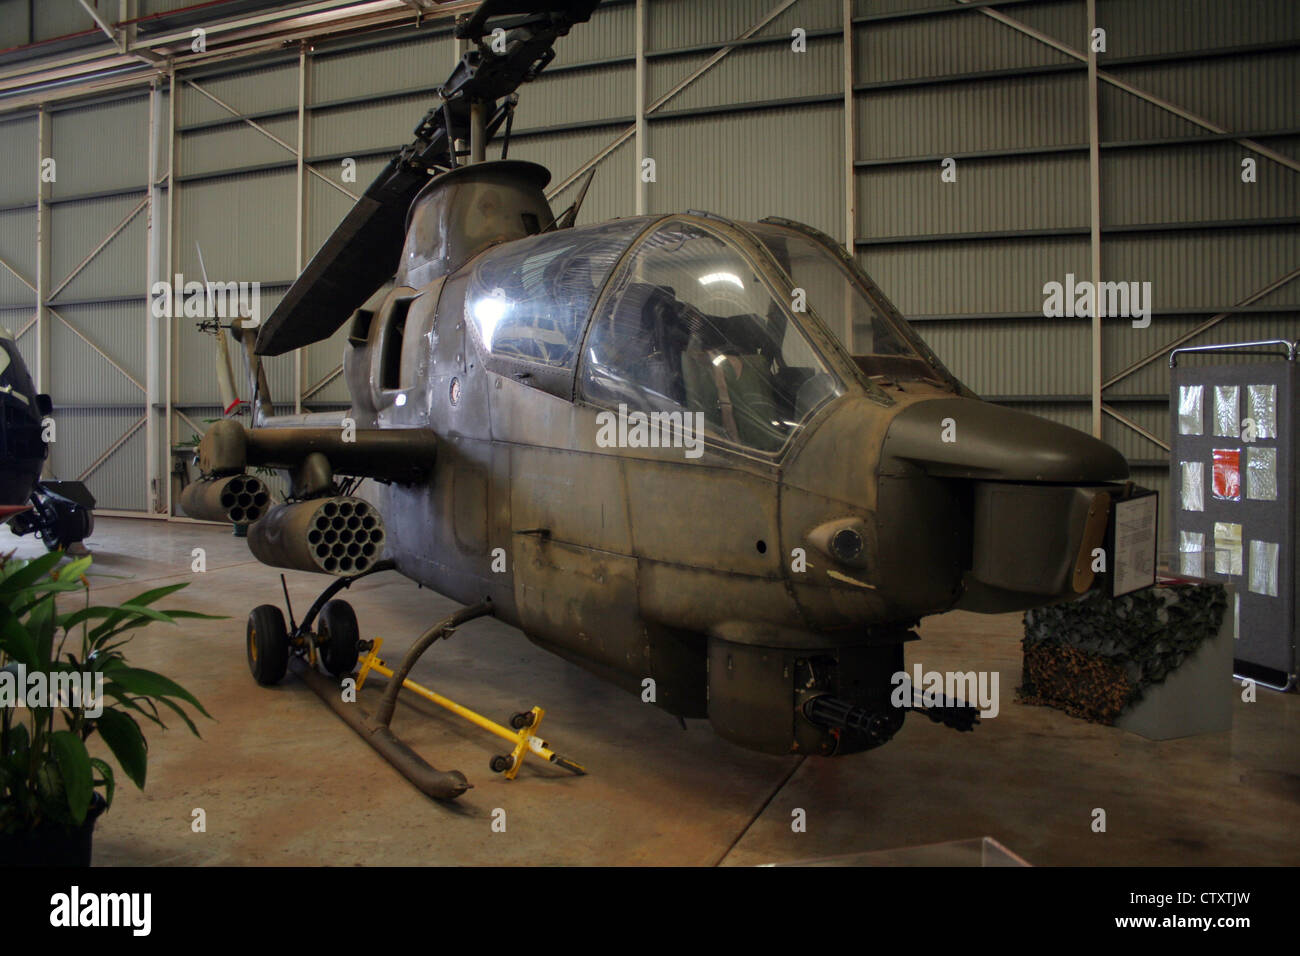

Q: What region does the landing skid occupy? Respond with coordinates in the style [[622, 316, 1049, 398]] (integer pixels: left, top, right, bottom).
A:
[[245, 564, 585, 801], [356, 638, 586, 780]]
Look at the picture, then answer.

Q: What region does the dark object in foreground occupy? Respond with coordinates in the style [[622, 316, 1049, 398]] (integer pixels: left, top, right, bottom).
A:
[[8, 480, 96, 551], [0, 328, 96, 549], [0, 795, 105, 867]]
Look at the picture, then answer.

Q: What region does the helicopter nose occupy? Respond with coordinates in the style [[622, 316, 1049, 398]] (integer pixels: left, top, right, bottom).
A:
[[881, 397, 1128, 482]]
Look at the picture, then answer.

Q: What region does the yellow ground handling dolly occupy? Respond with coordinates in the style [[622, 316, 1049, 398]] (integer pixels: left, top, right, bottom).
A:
[[355, 637, 586, 781], [274, 564, 584, 801]]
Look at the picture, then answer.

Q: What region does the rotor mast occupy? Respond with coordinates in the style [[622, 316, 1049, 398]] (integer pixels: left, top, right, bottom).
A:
[[254, 0, 601, 357]]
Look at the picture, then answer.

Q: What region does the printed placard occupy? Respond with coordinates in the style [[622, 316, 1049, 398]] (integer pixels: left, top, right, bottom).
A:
[[1112, 494, 1158, 596]]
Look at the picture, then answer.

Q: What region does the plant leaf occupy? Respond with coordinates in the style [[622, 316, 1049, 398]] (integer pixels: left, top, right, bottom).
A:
[[87, 618, 154, 652], [27, 595, 56, 670], [8, 722, 29, 757], [0, 609, 37, 668], [57, 606, 119, 629], [54, 555, 93, 585], [120, 583, 189, 607], [95, 709, 147, 790], [49, 730, 92, 826], [115, 603, 178, 623], [100, 689, 167, 730], [89, 756, 116, 809], [155, 694, 202, 737], [103, 667, 211, 719], [0, 551, 63, 593]]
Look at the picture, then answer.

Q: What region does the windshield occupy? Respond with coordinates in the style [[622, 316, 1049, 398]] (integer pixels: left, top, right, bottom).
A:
[[464, 218, 649, 369], [747, 223, 925, 360], [580, 219, 843, 455]]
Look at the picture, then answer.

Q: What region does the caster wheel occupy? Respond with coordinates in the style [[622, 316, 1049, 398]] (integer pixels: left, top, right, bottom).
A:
[[247, 604, 289, 686], [509, 711, 535, 730], [489, 755, 513, 774], [318, 599, 360, 678]]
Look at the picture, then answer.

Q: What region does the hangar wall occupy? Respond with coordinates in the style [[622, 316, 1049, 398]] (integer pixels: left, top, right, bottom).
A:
[[0, 0, 1295, 538], [849, 0, 1300, 528]]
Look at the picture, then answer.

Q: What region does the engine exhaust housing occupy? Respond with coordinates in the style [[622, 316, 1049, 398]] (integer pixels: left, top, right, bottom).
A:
[[247, 496, 385, 576], [179, 473, 271, 525]]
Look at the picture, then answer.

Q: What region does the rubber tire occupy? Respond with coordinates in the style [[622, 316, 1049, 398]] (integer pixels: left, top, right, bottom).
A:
[[510, 711, 534, 730], [247, 604, 289, 686], [490, 755, 512, 774], [318, 599, 360, 678]]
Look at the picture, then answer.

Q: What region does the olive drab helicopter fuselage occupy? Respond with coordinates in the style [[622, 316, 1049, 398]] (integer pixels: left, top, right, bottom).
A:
[[182, 0, 1153, 765]]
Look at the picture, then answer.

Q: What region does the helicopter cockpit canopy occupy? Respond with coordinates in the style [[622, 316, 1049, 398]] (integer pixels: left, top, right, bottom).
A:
[[579, 218, 845, 455], [462, 213, 956, 456], [464, 218, 642, 372]]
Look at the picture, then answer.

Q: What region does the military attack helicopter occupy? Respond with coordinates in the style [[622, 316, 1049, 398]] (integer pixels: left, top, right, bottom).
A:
[[182, 0, 1155, 794]]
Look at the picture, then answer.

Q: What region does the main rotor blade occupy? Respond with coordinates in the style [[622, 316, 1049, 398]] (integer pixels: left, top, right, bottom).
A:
[[255, 157, 430, 356], [253, 0, 602, 357]]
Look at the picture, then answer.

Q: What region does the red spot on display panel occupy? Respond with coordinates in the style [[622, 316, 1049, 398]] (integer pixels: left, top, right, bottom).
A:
[[1212, 448, 1241, 500]]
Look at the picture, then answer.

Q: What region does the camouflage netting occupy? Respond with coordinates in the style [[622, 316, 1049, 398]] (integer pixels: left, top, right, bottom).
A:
[[1018, 584, 1228, 724]]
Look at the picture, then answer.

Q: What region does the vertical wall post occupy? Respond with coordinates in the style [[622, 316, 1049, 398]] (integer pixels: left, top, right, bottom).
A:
[[842, 0, 856, 350], [635, 0, 647, 216], [119, 0, 136, 49], [35, 107, 52, 476], [146, 79, 163, 512], [165, 68, 177, 515], [1087, 0, 1103, 438], [295, 42, 307, 414]]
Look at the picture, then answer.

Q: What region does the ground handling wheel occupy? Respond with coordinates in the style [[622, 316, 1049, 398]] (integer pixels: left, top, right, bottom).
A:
[[248, 604, 289, 686], [318, 599, 360, 678], [509, 711, 535, 730], [489, 755, 513, 774]]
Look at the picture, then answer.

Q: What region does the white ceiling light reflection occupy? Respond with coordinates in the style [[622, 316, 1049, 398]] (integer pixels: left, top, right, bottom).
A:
[[698, 272, 744, 290], [471, 288, 510, 346]]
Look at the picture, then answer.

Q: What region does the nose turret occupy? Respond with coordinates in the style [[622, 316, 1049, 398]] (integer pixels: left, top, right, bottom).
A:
[[875, 395, 1143, 614]]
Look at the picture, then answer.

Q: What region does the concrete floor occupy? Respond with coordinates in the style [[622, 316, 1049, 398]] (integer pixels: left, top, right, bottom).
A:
[[5, 516, 1296, 866]]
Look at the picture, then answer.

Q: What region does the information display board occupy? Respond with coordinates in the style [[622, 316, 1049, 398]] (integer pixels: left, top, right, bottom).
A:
[[1168, 342, 1297, 690]]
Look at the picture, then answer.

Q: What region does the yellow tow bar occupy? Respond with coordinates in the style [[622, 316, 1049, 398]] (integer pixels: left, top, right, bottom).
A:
[[355, 637, 586, 780]]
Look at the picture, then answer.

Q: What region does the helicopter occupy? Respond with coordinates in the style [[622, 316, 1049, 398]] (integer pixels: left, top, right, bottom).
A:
[[180, 0, 1156, 790]]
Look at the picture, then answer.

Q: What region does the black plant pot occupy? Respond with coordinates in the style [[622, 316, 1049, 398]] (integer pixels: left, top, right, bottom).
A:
[[0, 795, 107, 867]]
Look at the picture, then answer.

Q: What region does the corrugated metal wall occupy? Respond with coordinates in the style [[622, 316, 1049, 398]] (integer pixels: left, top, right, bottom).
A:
[[0, 0, 1294, 535], [1, 91, 155, 511], [853, 0, 1300, 537]]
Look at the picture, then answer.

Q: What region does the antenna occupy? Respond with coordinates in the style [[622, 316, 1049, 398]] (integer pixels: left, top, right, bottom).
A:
[[194, 241, 211, 313], [552, 166, 597, 231], [196, 241, 240, 415]]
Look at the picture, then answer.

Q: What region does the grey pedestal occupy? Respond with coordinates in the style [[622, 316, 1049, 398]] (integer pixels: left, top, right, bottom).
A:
[[1114, 583, 1236, 740]]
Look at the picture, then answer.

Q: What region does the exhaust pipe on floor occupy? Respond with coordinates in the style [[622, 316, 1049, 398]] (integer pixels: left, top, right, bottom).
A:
[[179, 473, 271, 525], [247, 496, 385, 576]]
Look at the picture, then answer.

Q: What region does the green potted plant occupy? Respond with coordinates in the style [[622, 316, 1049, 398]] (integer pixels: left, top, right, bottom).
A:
[[0, 550, 214, 865]]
